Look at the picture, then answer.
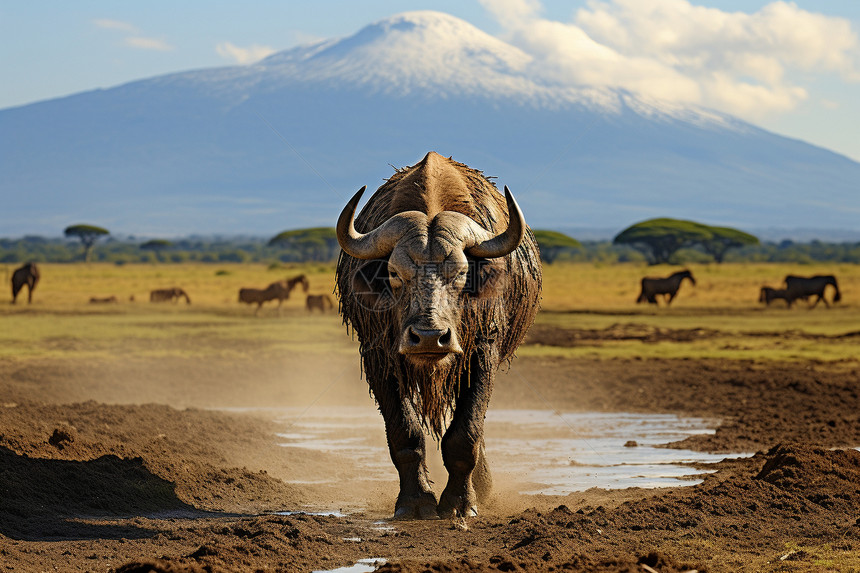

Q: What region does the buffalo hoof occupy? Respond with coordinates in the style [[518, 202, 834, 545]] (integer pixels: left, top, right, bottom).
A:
[[437, 492, 478, 519], [393, 495, 439, 520]]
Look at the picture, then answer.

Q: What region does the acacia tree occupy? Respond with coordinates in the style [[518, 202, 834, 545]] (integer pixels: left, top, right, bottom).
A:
[[698, 226, 759, 263], [532, 230, 582, 263], [140, 239, 173, 262], [613, 218, 712, 265], [614, 218, 760, 264], [268, 227, 339, 262], [64, 224, 109, 262]]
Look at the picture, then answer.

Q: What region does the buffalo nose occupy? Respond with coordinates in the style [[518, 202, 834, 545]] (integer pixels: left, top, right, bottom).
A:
[[401, 326, 459, 354]]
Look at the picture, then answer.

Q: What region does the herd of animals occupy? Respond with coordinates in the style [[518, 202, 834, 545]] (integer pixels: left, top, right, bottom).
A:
[[635, 268, 842, 308], [7, 260, 844, 312], [8, 262, 333, 313]]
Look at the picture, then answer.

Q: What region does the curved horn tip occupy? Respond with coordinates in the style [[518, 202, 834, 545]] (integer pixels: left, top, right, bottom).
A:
[[503, 185, 520, 210], [503, 185, 525, 236], [337, 186, 369, 256], [465, 185, 526, 259], [349, 185, 367, 207]]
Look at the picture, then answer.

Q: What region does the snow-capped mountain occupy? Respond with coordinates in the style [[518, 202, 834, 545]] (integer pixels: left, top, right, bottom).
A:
[[1, 11, 858, 238]]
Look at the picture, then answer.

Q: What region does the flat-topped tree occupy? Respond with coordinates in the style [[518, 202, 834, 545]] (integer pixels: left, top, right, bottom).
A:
[[268, 227, 338, 262], [64, 224, 109, 262], [140, 239, 173, 261], [699, 226, 759, 263], [532, 230, 582, 263], [614, 218, 712, 265]]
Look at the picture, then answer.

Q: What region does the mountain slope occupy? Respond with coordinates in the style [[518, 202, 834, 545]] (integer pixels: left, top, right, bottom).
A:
[[1, 11, 858, 238]]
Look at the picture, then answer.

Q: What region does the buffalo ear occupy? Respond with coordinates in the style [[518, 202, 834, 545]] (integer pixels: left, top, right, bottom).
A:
[[350, 259, 395, 310], [467, 259, 507, 300]]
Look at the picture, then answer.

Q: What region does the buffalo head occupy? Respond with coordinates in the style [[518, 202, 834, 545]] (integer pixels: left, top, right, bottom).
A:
[[337, 185, 525, 365]]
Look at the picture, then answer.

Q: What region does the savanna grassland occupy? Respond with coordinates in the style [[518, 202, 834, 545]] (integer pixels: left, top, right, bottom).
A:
[[4, 261, 858, 364], [1, 261, 859, 572]]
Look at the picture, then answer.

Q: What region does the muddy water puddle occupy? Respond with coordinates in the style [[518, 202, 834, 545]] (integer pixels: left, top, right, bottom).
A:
[[269, 406, 750, 495]]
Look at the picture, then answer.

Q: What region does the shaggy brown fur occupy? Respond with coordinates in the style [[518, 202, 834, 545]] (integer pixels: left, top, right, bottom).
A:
[[335, 153, 542, 437]]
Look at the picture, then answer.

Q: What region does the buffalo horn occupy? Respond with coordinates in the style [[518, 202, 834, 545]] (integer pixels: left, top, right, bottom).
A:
[[465, 186, 526, 259], [336, 186, 426, 260]]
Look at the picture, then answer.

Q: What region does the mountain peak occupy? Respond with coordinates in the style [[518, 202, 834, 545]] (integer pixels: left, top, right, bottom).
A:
[[255, 11, 732, 120], [259, 11, 534, 99]]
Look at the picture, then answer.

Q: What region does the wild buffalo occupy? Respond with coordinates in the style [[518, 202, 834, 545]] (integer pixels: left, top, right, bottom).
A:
[[759, 286, 790, 307], [335, 152, 542, 519], [784, 275, 841, 308], [11, 262, 39, 304], [636, 270, 695, 305], [150, 287, 191, 304], [306, 294, 333, 312]]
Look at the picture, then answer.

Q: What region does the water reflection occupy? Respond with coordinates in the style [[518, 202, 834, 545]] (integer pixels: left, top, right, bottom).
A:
[[271, 406, 750, 495]]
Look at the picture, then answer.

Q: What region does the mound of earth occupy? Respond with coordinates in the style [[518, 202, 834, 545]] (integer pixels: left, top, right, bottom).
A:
[[1, 356, 859, 571]]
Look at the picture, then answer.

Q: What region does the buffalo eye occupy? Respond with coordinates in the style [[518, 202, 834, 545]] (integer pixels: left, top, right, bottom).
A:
[[448, 266, 469, 286], [388, 268, 403, 288]]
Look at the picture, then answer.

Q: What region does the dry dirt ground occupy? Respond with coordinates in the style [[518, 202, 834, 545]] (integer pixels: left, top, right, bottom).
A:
[[1, 325, 859, 572]]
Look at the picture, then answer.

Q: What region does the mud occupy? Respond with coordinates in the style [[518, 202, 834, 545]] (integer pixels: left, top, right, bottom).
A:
[[1, 348, 859, 571]]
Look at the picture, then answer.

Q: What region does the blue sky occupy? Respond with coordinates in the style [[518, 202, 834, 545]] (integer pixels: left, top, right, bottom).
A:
[[2, 1, 859, 160]]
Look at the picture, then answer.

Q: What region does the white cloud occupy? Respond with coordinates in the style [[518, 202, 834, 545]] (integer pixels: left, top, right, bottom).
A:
[[94, 18, 173, 52], [124, 36, 173, 52], [480, 0, 860, 119], [216, 42, 276, 64], [93, 19, 138, 33]]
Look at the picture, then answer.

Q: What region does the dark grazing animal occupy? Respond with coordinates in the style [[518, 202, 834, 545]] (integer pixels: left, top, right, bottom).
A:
[[784, 275, 841, 308], [286, 274, 310, 294], [306, 294, 333, 312], [636, 270, 696, 305], [238, 287, 271, 314], [11, 262, 39, 304], [150, 287, 191, 304], [89, 295, 118, 304], [336, 152, 542, 520], [759, 286, 791, 307], [238, 274, 310, 315]]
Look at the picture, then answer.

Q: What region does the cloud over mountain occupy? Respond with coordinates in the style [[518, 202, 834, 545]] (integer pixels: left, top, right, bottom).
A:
[[481, 0, 860, 118]]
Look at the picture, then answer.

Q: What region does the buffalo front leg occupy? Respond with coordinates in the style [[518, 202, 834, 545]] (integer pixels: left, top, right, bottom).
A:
[[438, 352, 494, 518], [372, 377, 438, 520]]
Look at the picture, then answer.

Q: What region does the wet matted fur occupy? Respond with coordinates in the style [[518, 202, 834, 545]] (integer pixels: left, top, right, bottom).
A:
[[335, 153, 542, 437]]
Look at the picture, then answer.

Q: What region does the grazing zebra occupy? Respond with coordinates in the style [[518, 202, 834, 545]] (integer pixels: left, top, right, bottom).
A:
[[784, 275, 841, 308], [306, 294, 333, 313], [11, 262, 40, 304], [150, 287, 191, 304], [636, 270, 696, 306], [759, 286, 790, 307]]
